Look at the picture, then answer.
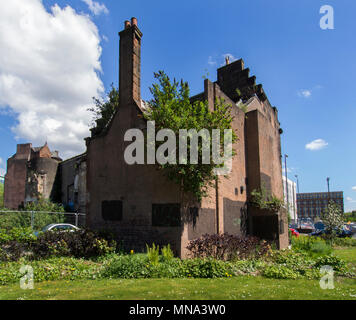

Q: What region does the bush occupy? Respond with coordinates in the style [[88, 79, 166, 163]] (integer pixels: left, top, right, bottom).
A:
[[292, 236, 332, 257], [161, 244, 174, 262], [180, 258, 232, 278], [262, 265, 299, 279], [331, 237, 356, 247], [0, 227, 36, 245], [313, 255, 347, 273], [101, 254, 151, 279], [146, 243, 159, 265], [187, 233, 271, 261], [0, 257, 102, 285], [32, 229, 116, 259]]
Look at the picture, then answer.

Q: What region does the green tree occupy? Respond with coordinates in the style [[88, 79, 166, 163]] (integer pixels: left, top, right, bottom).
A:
[[144, 71, 237, 201], [89, 84, 119, 135], [322, 201, 344, 240], [0, 198, 65, 231]]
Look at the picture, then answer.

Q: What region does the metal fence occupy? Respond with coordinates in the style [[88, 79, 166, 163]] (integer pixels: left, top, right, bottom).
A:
[[0, 210, 86, 231]]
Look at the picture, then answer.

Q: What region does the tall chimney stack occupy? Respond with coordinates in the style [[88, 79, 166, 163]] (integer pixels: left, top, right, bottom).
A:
[[119, 17, 142, 107]]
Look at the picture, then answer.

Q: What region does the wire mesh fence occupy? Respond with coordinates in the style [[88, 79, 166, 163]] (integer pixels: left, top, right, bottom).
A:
[[0, 210, 86, 231]]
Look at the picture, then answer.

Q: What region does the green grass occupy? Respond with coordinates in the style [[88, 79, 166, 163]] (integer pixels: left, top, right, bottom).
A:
[[1, 246, 355, 300], [0, 276, 355, 300]]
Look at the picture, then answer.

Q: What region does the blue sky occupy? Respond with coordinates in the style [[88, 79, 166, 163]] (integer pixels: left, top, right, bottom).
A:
[[0, 0, 355, 211]]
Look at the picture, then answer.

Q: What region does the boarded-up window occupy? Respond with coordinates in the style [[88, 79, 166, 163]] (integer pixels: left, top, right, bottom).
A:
[[152, 204, 181, 227], [102, 200, 123, 221]]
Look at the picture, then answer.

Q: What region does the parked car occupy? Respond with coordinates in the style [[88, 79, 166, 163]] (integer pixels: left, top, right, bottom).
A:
[[34, 223, 79, 237], [311, 224, 353, 238], [298, 218, 315, 234]]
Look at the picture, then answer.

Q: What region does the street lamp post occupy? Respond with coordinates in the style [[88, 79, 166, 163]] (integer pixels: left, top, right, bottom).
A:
[[295, 175, 300, 194], [284, 154, 289, 214]]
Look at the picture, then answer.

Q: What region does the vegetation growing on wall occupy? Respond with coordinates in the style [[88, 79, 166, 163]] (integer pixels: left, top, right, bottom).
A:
[[144, 71, 237, 201], [249, 187, 284, 213], [89, 84, 119, 135]]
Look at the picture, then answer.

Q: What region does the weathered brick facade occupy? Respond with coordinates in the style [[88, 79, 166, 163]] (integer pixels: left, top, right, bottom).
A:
[[85, 19, 288, 257], [4, 143, 62, 209]]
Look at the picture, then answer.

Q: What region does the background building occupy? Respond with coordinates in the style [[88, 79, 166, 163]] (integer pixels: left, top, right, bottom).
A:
[[282, 176, 297, 223], [296, 191, 344, 221], [4, 143, 62, 209]]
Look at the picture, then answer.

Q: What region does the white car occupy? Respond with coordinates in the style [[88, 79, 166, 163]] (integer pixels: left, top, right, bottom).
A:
[[35, 224, 80, 236]]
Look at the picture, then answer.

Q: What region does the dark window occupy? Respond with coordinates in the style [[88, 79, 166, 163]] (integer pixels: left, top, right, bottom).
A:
[[190, 207, 199, 229], [152, 204, 181, 227], [102, 200, 123, 221]]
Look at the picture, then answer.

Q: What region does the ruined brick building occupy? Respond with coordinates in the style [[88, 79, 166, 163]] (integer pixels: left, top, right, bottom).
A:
[[4, 143, 62, 209], [4, 143, 86, 213], [85, 18, 288, 257]]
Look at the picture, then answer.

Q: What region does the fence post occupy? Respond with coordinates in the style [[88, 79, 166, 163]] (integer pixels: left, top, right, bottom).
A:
[[31, 211, 34, 229], [75, 212, 78, 227]]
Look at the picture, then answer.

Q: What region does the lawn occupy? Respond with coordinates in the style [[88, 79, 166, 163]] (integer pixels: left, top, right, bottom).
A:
[[0, 275, 355, 300], [1, 246, 355, 300]]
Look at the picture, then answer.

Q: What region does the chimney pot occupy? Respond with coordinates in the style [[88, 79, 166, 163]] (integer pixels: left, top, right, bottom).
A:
[[125, 20, 131, 29], [131, 17, 137, 26]]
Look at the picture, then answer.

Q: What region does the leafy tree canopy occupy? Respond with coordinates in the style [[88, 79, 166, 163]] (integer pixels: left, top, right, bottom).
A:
[[144, 71, 237, 201], [89, 84, 119, 135]]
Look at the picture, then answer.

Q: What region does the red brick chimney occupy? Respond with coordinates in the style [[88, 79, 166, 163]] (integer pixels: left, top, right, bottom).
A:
[[119, 17, 142, 107]]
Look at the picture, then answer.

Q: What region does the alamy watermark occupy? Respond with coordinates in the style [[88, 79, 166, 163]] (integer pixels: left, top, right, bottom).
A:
[[20, 265, 34, 290], [124, 121, 233, 175], [319, 265, 334, 290], [320, 5, 334, 30]]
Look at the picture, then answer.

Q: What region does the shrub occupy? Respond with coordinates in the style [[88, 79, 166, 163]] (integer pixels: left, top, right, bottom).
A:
[[0, 257, 102, 286], [187, 233, 271, 261], [292, 236, 333, 257], [331, 237, 356, 247], [313, 255, 347, 273], [0, 227, 36, 245], [32, 229, 116, 259], [180, 258, 232, 278], [262, 265, 299, 279], [146, 243, 160, 265], [101, 254, 151, 279], [161, 244, 174, 262]]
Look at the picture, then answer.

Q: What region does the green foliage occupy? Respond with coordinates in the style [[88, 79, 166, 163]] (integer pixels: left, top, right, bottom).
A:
[[144, 71, 237, 201], [0, 257, 102, 286], [146, 243, 160, 265], [322, 201, 344, 239], [249, 188, 283, 212], [180, 258, 232, 278], [263, 265, 300, 279], [343, 211, 356, 223], [331, 237, 356, 247], [0, 182, 4, 208], [0, 227, 36, 245], [89, 84, 119, 135], [0, 228, 116, 262], [161, 244, 174, 262], [0, 198, 65, 230], [291, 236, 333, 257], [314, 255, 347, 273], [24, 198, 65, 213]]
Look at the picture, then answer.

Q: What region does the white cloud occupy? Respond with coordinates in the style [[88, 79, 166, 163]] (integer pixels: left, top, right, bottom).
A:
[[222, 53, 236, 65], [298, 89, 312, 98], [0, 157, 5, 177], [305, 139, 328, 151], [208, 56, 216, 66], [81, 0, 109, 16], [0, 0, 104, 159], [346, 197, 356, 203], [352, 186, 356, 191]]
